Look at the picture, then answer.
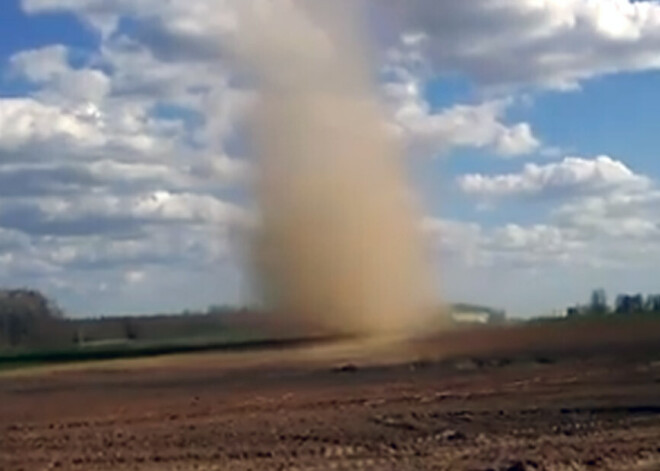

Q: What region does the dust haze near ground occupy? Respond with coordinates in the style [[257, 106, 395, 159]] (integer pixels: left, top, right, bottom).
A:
[[234, 1, 439, 337]]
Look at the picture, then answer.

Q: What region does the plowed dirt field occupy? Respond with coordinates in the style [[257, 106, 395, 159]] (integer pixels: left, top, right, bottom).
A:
[[2, 321, 660, 470]]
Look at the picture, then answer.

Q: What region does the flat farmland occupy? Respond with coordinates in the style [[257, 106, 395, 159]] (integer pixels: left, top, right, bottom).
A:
[[2, 319, 660, 470]]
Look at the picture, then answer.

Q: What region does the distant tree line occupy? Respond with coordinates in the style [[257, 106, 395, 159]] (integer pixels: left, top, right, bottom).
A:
[[0, 288, 259, 351], [568, 289, 660, 317]]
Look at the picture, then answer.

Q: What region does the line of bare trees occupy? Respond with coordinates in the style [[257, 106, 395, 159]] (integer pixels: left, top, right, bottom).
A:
[[0, 289, 65, 348]]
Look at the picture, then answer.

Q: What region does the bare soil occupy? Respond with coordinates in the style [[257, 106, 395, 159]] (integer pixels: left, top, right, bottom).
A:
[[2, 320, 660, 470]]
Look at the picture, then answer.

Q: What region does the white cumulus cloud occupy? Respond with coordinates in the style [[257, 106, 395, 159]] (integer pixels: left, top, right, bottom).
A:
[[459, 156, 650, 199], [381, 0, 660, 90]]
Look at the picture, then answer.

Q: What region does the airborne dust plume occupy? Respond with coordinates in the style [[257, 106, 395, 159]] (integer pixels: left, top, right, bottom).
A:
[[236, 1, 438, 338]]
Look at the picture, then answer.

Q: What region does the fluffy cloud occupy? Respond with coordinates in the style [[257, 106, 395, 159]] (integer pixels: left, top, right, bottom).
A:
[[11, 45, 111, 105], [39, 224, 234, 271], [484, 223, 589, 269], [422, 218, 484, 266], [456, 154, 660, 267], [459, 156, 650, 199], [7, 0, 660, 315], [553, 190, 660, 240], [0, 191, 246, 237], [450, 152, 660, 275], [0, 98, 104, 152], [425, 218, 587, 270], [388, 90, 541, 157], [32, 0, 660, 90], [10, 45, 70, 82], [382, 0, 660, 90], [383, 36, 541, 157], [425, 214, 660, 278], [0, 4, 256, 315], [21, 0, 545, 159]]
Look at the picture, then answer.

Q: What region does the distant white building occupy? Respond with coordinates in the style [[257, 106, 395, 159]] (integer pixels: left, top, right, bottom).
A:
[[547, 309, 568, 318], [451, 311, 491, 325], [450, 304, 506, 325]]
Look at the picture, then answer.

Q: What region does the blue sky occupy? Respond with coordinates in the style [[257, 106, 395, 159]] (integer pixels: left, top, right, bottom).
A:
[[3, 0, 660, 317], [0, 3, 95, 66]]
